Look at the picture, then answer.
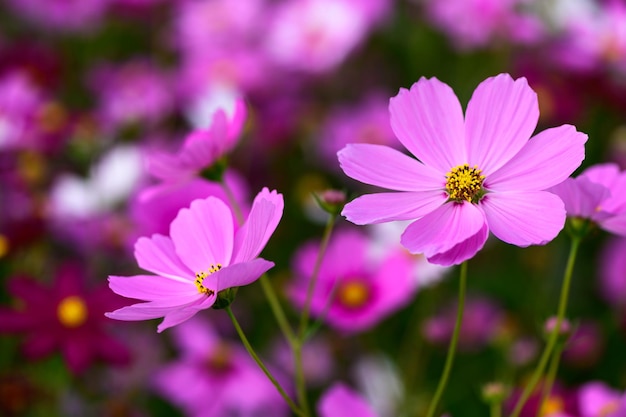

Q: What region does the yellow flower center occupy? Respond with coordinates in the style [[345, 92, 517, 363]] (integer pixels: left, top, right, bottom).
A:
[[540, 396, 564, 417], [195, 264, 222, 295], [0, 234, 9, 259], [205, 343, 232, 374], [445, 163, 485, 203], [56, 296, 88, 328], [338, 280, 370, 309]]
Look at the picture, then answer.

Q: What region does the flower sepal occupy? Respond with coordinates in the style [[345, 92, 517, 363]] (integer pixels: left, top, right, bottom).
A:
[[212, 287, 239, 310], [200, 157, 228, 182], [566, 217, 595, 239]]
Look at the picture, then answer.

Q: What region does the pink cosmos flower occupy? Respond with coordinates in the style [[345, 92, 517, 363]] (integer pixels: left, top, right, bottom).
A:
[[550, 163, 626, 236], [0, 263, 131, 374], [338, 73, 587, 266], [106, 188, 283, 332], [318, 383, 378, 417], [289, 229, 417, 333], [578, 381, 626, 417], [146, 99, 247, 182], [153, 317, 288, 417]]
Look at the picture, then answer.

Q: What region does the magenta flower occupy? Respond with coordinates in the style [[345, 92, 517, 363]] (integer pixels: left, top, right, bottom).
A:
[[106, 188, 283, 332], [153, 317, 289, 417], [147, 98, 247, 181], [289, 229, 417, 333], [578, 381, 626, 417], [338, 73, 587, 266], [550, 163, 626, 236], [0, 263, 130, 374], [318, 383, 378, 417]]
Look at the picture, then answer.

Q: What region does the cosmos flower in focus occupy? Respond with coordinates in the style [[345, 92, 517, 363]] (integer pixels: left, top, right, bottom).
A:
[[0, 263, 131, 374], [339, 73, 587, 265], [106, 188, 283, 332]]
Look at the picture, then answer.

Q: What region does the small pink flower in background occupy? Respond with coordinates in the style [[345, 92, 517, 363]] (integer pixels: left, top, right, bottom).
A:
[[0, 72, 43, 151], [599, 236, 626, 309], [318, 383, 378, 417], [264, 0, 388, 73], [0, 263, 131, 374], [423, 296, 504, 352], [289, 229, 417, 333], [550, 163, 626, 236], [339, 73, 587, 265], [106, 188, 283, 332], [4, 0, 109, 32], [271, 336, 334, 388], [153, 317, 288, 417], [423, 0, 545, 49], [562, 321, 605, 369], [578, 381, 626, 417], [146, 98, 247, 182], [317, 93, 398, 166], [88, 60, 174, 133]]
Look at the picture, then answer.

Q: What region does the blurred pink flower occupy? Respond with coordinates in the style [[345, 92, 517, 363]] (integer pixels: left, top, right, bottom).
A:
[[318, 383, 378, 417], [423, 296, 504, 352], [578, 381, 626, 417], [0, 263, 131, 374], [599, 236, 626, 308], [106, 188, 283, 332], [88, 60, 174, 133], [289, 229, 417, 333], [339, 73, 587, 265], [264, 0, 388, 73], [318, 93, 398, 166], [4, 0, 109, 32], [550, 163, 626, 236], [146, 99, 247, 181], [153, 317, 288, 417], [0, 72, 43, 151]]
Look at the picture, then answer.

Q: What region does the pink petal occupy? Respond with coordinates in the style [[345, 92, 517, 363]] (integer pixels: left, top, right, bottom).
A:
[[342, 191, 446, 224], [465, 74, 539, 174], [146, 151, 187, 181], [601, 213, 626, 237], [427, 224, 489, 266], [134, 235, 193, 281], [108, 275, 196, 301], [170, 197, 234, 273], [203, 258, 274, 292], [232, 188, 283, 263], [338, 144, 443, 191], [157, 298, 216, 333], [481, 191, 566, 246], [581, 163, 621, 188], [486, 125, 587, 191], [105, 294, 206, 320], [549, 177, 610, 218], [389, 77, 466, 173], [318, 383, 378, 417], [401, 202, 487, 258]]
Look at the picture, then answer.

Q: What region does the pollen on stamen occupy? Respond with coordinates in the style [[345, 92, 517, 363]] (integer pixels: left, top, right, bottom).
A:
[[445, 163, 486, 203], [194, 263, 222, 296]]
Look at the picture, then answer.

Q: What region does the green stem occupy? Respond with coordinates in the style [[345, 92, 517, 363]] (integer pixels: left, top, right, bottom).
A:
[[259, 274, 296, 346], [225, 306, 306, 417], [293, 214, 337, 417], [509, 237, 581, 417], [425, 261, 468, 417], [534, 342, 564, 417], [492, 402, 502, 417]]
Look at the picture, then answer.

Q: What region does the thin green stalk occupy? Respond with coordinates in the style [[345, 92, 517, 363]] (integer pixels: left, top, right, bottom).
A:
[[509, 237, 581, 417], [425, 261, 468, 417], [293, 213, 337, 417], [225, 306, 306, 417], [259, 274, 296, 346], [534, 343, 564, 417], [492, 402, 502, 417]]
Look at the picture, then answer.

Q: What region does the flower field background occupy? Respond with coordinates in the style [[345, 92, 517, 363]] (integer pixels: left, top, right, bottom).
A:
[[1, 1, 626, 416]]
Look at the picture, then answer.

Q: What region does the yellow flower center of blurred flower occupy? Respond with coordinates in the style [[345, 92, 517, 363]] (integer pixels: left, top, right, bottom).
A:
[[599, 400, 619, 417], [57, 296, 88, 328], [445, 164, 485, 203], [338, 280, 370, 308], [195, 264, 222, 295], [205, 343, 232, 373], [0, 235, 9, 259], [540, 396, 564, 417]]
